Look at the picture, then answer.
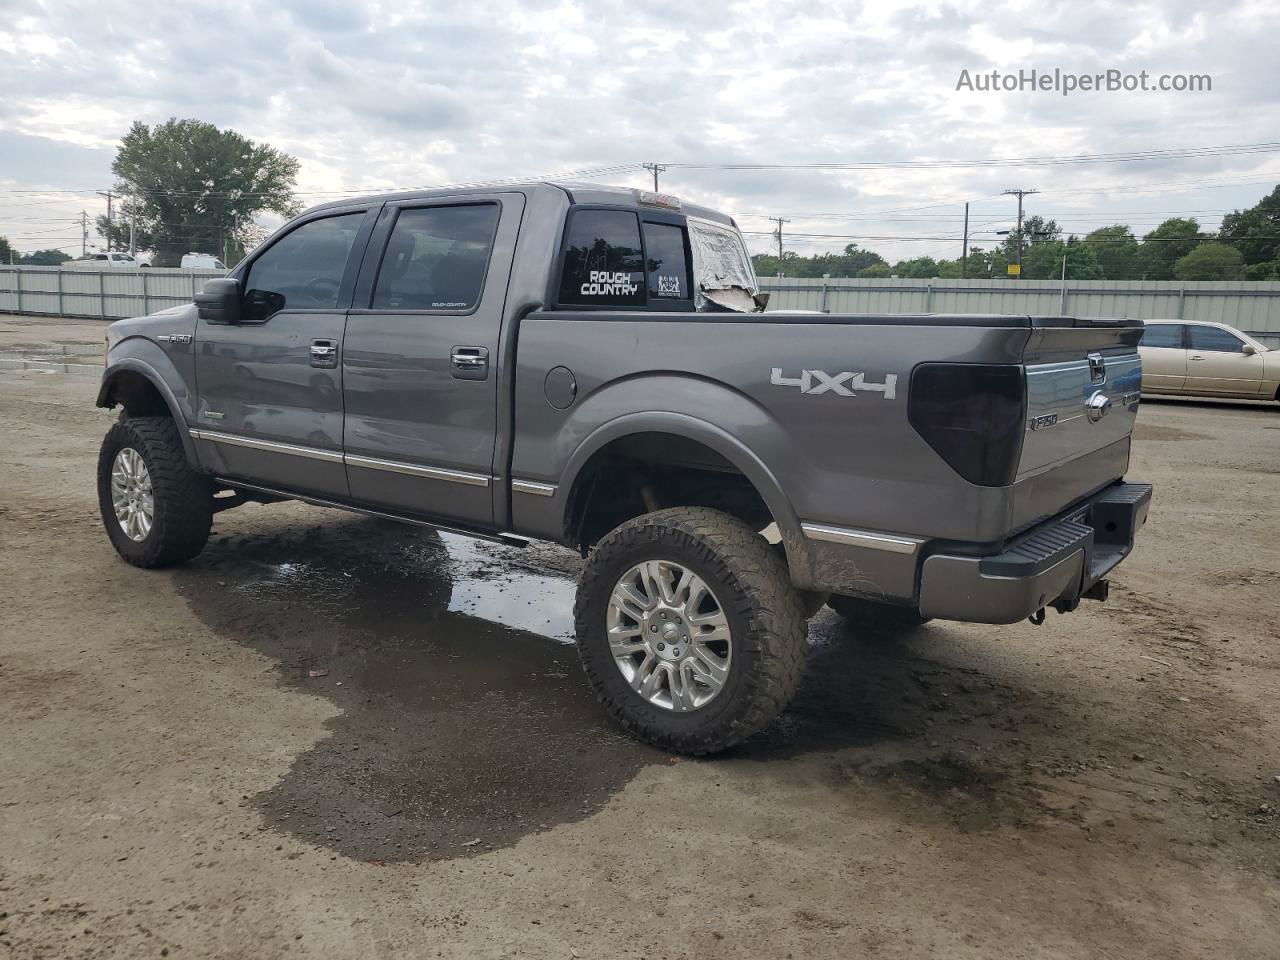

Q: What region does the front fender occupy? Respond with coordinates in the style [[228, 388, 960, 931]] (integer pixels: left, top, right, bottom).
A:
[[98, 350, 200, 468]]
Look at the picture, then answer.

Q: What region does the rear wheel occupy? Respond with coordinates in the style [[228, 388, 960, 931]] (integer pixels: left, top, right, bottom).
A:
[[827, 594, 931, 632], [97, 416, 213, 568], [574, 507, 808, 755]]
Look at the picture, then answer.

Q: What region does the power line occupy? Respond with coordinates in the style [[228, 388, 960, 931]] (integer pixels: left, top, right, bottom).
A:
[[658, 141, 1280, 172]]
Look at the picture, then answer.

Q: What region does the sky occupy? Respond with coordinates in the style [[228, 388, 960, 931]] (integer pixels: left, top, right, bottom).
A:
[[2, 0, 1279, 264]]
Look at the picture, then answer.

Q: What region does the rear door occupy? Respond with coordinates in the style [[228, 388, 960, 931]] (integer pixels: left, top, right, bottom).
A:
[[1184, 324, 1267, 396], [1137, 322, 1187, 393], [341, 193, 524, 526], [193, 206, 375, 497]]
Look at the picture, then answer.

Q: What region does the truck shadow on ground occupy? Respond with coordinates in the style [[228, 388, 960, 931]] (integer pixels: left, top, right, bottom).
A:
[[174, 513, 1080, 862]]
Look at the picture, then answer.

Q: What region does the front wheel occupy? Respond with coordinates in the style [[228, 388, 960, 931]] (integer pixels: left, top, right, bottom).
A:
[[574, 507, 808, 755], [97, 416, 213, 568]]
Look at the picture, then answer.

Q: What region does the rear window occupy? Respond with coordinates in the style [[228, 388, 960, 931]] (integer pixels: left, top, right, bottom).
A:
[[372, 204, 498, 311], [1188, 325, 1246, 353], [1140, 324, 1183, 348], [558, 210, 646, 307], [643, 222, 691, 302]]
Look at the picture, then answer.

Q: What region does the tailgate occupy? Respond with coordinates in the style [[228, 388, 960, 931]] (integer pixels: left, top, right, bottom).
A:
[[1017, 319, 1143, 482]]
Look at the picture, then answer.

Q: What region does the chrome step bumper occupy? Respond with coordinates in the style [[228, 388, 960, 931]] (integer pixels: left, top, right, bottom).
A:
[[917, 482, 1152, 624]]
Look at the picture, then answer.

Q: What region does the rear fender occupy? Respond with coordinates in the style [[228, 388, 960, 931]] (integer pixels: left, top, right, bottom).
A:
[[550, 377, 810, 582]]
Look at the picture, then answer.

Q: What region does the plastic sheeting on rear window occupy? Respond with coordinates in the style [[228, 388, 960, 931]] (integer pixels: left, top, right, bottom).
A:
[[687, 217, 758, 311]]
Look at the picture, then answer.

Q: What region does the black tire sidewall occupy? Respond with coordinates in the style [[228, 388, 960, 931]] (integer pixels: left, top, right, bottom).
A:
[[98, 421, 163, 565], [97, 417, 209, 568], [576, 522, 770, 743]]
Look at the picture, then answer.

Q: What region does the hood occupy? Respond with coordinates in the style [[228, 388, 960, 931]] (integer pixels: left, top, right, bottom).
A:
[[106, 303, 198, 353]]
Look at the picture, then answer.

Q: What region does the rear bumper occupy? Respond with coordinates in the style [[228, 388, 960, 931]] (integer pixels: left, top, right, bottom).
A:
[[917, 482, 1152, 624]]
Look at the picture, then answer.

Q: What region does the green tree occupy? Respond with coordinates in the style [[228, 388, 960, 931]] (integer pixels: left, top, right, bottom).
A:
[[105, 118, 300, 266], [1172, 242, 1244, 280], [20, 249, 72, 265], [1003, 215, 1060, 264], [890, 256, 940, 278], [1084, 225, 1139, 279], [857, 262, 890, 278], [1134, 218, 1203, 280], [0, 236, 17, 264], [1242, 258, 1280, 280], [1219, 185, 1280, 266], [1022, 236, 1103, 280]]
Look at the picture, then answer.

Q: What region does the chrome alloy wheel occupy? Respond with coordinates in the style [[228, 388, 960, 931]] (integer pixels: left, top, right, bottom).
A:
[[110, 447, 154, 542], [606, 560, 733, 712]]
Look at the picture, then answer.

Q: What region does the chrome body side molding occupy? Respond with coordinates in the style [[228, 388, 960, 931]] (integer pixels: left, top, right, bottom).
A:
[[188, 429, 344, 464], [344, 453, 491, 487], [800, 522, 923, 555], [511, 479, 557, 497], [192, 429, 491, 487]]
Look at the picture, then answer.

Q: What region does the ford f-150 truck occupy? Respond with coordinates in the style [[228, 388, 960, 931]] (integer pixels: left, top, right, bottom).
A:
[[95, 181, 1152, 754]]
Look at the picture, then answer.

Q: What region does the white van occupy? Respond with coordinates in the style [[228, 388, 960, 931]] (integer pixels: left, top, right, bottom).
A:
[[180, 253, 227, 270]]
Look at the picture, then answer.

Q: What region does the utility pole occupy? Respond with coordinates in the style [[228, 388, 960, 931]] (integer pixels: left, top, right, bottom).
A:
[[1002, 188, 1038, 280], [79, 210, 89, 258], [129, 212, 137, 258], [642, 162, 667, 192], [96, 190, 114, 251], [770, 217, 790, 277], [961, 201, 970, 279]]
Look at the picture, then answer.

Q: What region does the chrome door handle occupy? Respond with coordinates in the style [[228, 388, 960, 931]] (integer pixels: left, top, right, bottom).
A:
[[451, 346, 489, 381], [310, 339, 338, 368], [1189, 355, 1206, 361]]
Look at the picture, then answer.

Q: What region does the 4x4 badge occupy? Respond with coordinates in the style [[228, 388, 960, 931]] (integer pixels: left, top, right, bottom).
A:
[[770, 368, 898, 399]]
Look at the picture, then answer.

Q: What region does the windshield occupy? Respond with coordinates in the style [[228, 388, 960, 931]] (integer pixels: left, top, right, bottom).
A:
[[687, 217, 759, 311]]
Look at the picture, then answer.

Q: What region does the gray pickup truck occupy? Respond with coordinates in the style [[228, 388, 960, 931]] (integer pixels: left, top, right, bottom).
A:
[[95, 181, 1151, 753]]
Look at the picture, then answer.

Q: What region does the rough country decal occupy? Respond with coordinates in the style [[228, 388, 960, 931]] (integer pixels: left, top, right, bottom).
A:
[[770, 368, 898, 399], [581, 270, 638, 297]]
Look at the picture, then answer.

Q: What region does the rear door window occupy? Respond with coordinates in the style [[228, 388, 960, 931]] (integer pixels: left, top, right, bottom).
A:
[[558, 210, 645, 307], [372, 204, 499, 311], [1140, 324, 1184, 348], [1188, 325, 1246, 353], [642, 221, 692, 303]]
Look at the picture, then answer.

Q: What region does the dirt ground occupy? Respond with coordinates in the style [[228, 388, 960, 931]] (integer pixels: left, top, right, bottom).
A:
[[1, 314, 1278, 959]]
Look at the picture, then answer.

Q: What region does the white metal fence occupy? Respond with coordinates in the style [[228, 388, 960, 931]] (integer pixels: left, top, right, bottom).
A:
[[757, 277, 1280, 347], [3, 266, 1279, 348], [0, 266, 223, 320]]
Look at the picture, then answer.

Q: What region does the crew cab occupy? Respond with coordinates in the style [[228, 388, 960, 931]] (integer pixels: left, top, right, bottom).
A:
[[95, 182, 1152, 754]]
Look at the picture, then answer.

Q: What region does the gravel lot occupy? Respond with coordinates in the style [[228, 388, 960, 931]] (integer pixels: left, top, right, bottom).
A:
[[1, 314, 1278, 959]]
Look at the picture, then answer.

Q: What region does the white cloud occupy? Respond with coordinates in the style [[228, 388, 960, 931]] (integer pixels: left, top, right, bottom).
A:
[[0, 0, 1277, 261]]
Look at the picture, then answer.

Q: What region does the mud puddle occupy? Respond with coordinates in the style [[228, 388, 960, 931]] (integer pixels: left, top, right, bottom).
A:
[[176, 515, 655, 862], [173, 511, 1064, 861]]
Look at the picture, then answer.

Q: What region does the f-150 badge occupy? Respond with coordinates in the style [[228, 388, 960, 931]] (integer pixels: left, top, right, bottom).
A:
[[770, 368, 897, 399]]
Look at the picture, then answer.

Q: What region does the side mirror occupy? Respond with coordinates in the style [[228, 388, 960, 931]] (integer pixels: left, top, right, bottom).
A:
[[195, 278, 241, 324], [1242, 343, 1258, 356]]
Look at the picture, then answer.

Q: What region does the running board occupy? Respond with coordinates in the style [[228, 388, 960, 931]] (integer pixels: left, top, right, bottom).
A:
[[213, 478, 529, 548]]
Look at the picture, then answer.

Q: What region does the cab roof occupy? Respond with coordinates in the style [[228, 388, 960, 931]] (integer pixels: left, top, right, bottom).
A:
[[305, 180, 736, 227]]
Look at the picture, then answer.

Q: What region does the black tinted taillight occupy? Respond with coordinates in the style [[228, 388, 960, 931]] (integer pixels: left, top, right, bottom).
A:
[[908, 364, 1026, 487]]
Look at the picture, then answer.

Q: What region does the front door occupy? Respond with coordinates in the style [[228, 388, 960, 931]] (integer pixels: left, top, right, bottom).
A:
[[1184, 324, 1267, 396], [193, 207, 375, 496], [341, 193, 524, 527]]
